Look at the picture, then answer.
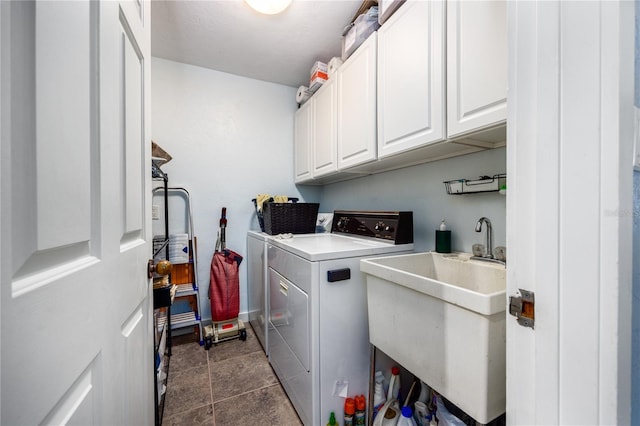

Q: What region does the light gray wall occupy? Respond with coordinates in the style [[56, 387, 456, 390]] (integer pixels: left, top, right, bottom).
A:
[[151, 57, 321, 321], [317, 148, 507, 254], [633, 169, 639, 425]]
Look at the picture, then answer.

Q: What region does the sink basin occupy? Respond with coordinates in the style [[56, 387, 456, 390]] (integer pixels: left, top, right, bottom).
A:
[[360, 252, 506, 424], [362, 251, 505, 315]]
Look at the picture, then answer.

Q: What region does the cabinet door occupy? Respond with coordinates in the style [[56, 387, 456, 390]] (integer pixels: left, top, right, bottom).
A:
[[447, 0, 507, 138], [377, 0, 445, 158], [294, 99, 314, 183], [338, 33, 378, 170], [313, 79, 338, 177]]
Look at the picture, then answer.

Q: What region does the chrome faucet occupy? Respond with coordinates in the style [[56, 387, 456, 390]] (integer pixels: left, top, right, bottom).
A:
[[475, 217, 493, 259]]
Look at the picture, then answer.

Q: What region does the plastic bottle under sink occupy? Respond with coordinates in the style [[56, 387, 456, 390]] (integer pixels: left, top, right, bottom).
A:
[[354, 395, 366, 426], [327, 411, 338, 426], [417, 381, 429, 404], [397, 406, 418, 426], [344, 398, 355, 426], [372, 379, 387, 420], [387, 366, 401, 401]]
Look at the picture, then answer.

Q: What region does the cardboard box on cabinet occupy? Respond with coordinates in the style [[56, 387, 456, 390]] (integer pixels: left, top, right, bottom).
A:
[[309, 61, 328, 92]]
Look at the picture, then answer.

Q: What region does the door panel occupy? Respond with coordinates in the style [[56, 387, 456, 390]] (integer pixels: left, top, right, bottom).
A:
[[35, 2, 94, 251], [122, 305, 149, 426], [40, 358, 101, 426], [1, 1, 152, 424], [10, 1, 98, 298], [122, 14, 144, 240]]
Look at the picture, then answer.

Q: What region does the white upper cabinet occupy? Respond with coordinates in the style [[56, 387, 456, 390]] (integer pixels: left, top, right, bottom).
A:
[[312, 78, 338, 178], [293, 0, 507, 184], [446, 0, 507, 139], [294, 99, 314, 183], [377, 0, 446, 158], [338, 33, 378, 170]]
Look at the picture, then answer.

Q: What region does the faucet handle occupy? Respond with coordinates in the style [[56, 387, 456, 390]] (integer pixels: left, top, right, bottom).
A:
[[472, 243, 486, 257], [494, 246, 507, 262]]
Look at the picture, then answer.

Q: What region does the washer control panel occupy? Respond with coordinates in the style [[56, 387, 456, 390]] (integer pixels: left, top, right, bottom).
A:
[[331, 211, 413, 244]]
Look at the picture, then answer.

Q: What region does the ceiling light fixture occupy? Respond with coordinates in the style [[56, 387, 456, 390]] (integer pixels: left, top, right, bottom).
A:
[[245, 0, 293, 15]]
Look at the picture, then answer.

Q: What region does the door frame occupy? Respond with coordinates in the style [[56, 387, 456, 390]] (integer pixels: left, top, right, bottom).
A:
[[506, 1, 634, 424]]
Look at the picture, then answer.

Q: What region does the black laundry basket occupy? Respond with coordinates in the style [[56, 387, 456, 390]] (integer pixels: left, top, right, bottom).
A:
[[262, 202, 319, 235], [252, 197, 299, 232]]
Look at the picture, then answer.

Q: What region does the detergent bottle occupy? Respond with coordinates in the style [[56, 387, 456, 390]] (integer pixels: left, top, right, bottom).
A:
[[327, 411, 339, 426], [397, 406, 418, 426], [387, 367, 401, 401]]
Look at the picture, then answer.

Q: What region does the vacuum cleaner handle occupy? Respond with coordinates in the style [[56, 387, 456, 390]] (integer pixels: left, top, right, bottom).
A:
[[220, 207, 227, 227]]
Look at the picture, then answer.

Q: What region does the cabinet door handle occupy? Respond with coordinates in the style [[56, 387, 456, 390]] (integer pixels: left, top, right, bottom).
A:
[[279, 280, 288, 296]]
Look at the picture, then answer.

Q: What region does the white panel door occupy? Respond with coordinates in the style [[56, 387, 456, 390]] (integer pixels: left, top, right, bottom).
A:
[[313, 79, 338, 178], [447, 0, 507, 139], [506, 1, 633, 424], [338, 32, 377, 170], [377, 0, 445, 158], [0, 1, 153, 425]]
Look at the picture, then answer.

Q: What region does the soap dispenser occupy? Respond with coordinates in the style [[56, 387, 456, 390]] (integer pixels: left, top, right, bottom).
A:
[[435, 220, 451, 253]]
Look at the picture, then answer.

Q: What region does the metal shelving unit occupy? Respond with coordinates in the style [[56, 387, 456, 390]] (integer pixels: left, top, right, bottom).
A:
[[153, 186, 204, 345], [152, 158, 171, 426]]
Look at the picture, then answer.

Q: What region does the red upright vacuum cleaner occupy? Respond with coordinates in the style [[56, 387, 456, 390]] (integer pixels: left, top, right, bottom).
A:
[[204, 207, 247, 349]]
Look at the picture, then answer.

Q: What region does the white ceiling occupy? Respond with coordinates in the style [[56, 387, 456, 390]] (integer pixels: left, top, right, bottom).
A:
[[151, 0, 364, 88]]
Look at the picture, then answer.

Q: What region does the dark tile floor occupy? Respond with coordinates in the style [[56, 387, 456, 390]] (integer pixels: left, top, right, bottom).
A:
[[161, 325, 302, 426]]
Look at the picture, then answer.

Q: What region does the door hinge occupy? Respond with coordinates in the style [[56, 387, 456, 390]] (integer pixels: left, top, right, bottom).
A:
[[509, 289, 535, 329]]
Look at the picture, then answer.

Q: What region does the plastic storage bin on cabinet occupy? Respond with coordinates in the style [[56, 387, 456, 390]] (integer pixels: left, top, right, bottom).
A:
[[342, 7, 380, 60]]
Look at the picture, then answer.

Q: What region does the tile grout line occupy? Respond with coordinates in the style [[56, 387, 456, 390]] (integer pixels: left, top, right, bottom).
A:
[[162, 348, 213, 423], [206, 348, 264, 366], [207, 349, 216, 426], [211, 381, 282, 405], [164, 401, 211, 423], [208, 347, 277, 406]]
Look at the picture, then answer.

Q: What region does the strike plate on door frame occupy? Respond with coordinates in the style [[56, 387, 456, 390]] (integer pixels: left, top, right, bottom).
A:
[[509, 289, 535, 329]]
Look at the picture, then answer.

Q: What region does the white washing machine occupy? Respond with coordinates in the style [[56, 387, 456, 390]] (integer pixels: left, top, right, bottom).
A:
[[266, 211, 414, 426], [247, 230, 270, 354]]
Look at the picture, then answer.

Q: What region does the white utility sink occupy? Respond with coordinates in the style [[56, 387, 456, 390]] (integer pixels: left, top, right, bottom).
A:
[[361, 252, 506, 424]]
